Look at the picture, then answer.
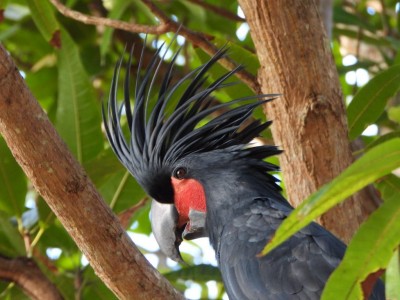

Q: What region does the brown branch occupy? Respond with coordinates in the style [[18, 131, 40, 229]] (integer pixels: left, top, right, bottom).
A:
[[0, 45, 183, 299], [74, 269, 84, 300], [118, 198, 149, 229], [48, 0, 260, 93], [0, 255, 63, 300], [33, 248, 59, 274], [49, 0, 169, 34], [188, 0, 246, 22]]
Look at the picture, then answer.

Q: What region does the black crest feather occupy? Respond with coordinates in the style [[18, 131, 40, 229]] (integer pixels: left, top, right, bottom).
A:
[[102, 38, 278, 181]]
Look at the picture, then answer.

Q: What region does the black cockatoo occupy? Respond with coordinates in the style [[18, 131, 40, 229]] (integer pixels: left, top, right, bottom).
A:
[[103, 41, 384, 299]]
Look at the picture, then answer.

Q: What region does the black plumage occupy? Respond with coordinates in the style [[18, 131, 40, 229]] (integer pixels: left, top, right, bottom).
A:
[[103, 39, 384, 299]]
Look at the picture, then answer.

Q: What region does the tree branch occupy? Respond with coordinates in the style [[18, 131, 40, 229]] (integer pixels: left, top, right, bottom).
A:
[[48, 0, 259, 93], [0, 45, 183, 299], [0, 255, 63, 300], [49, 0, 169, 34]]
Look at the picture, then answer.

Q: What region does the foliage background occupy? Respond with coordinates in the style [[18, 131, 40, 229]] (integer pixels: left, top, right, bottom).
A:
[[0, 0, 399, 299]]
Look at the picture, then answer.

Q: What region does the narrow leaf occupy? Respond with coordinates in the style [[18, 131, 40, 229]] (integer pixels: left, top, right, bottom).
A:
[[261, 138, 400, 256], [163, 264, 222, 282], [85, 148, 126, 186], [56, 29, 103, 164], [98, 169, 146, 213], [212, 37, 260, 75], [26, 0, 60, 46], [348, 65, 400, 139], [0, 0, 8, 10], [333, 28, 392, 47], [322, 175, 400, 299], [0, 138, 26, 217], [100, 0, 131, 62], [388, 106, 400, 124], [365, 132, 400, 152], [334, 7, 376, 32], [386, 248, 400, 300], [0, 212, 25, 256]]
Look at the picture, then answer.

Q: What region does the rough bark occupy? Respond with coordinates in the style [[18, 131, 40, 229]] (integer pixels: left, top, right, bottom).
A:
[[0, 256, 63, 300], [0, 45, 183, 300], [238, 0, 378, 242]]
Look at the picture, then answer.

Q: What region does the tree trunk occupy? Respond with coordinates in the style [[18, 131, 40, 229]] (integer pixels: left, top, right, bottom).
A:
[[0, 45, 182, 300], [238, 0, 378, 242]]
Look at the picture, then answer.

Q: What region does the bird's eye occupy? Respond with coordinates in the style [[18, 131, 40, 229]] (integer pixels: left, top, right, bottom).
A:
[[174, 167, 187, 179]]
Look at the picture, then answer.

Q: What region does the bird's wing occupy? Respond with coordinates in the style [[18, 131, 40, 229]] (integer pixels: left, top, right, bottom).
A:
[[218, 198, 350, 300]]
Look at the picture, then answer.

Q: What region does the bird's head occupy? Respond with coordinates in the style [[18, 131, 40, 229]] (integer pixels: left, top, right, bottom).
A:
[[103, 40, 279, 262]]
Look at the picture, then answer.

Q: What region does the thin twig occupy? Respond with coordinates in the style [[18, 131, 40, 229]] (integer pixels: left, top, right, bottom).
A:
[[48, 0, 260, 93], [118, 198, 149, 229], [379, 0, 391, 36], [188, 0, 246, 22], [49, 0, 169, 34]]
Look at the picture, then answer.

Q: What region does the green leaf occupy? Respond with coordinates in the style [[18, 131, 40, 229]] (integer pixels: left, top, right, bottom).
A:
[[0, 24, 20, 41], [0, 281, 28, 300], [347, 65, 400, 140], [174, 0, 237, 37], [333, 27, 392, 47], [261, 138, 400, 256], [336, 60, 375, 76], [26, 0, 59, 44], [85, 148, 126, 186], [365, 132, 400, 152], [377, 173, 400, 202], [98, 169, 146, 213], [388, 106, 400, 124], [322, 175, 400, 299], [37, 196, 55, 225], [0, 0, 8, 10], [25, 67, 58, 119], [99, 0, 132, 62], [0, 138, 27, 217], [40, 222, 77, 254], [333, 7, 376, 32], [176, 1, 207, 30], [0, 212, 25, 256], [386, 248, 400, 300], [82, 267, 118, 300], [130, 202, 151, 235], [212, 37, 260, 75], [56, 29, 103, 164], [163, 264, 222, 282]]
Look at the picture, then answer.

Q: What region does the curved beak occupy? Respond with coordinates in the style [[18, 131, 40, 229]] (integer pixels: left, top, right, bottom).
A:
[[150, 200, 183, 263], [150, 200, 207, 262]]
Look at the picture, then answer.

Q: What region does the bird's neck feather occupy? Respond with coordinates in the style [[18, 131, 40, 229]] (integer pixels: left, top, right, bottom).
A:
[[201, 169, 284, 250]]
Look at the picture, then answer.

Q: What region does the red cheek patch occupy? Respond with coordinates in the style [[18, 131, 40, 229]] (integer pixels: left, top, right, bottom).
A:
[[171, 177, 207, 227]]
